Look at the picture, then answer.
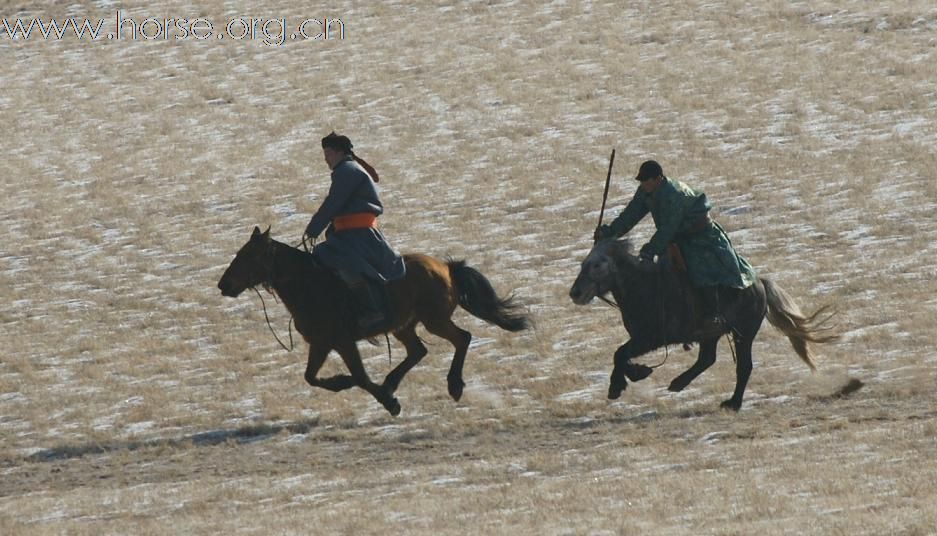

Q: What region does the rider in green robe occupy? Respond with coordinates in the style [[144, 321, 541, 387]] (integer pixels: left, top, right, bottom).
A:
[[596, 160, 756, 334]]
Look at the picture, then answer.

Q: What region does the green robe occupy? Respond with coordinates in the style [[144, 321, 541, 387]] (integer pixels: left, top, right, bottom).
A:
[[609, 178, 756, 289]]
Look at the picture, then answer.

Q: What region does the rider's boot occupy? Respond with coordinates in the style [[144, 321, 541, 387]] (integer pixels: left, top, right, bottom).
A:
[[694, 285, 727, 339]]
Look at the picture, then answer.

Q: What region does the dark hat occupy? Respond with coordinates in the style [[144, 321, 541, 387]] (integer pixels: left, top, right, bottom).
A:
[[321, 132, 353, 153], [635, 160, 663, 181]]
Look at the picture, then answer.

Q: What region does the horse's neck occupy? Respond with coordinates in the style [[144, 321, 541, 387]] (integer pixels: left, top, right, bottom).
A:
[[605, 245, 642, 290], [610, 253, 664, 318], [267, 241, 332, 316], [611, 251, 695, 340]]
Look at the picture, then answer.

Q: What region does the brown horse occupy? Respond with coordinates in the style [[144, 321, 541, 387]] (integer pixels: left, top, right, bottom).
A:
[[217, 226, 530, 416]]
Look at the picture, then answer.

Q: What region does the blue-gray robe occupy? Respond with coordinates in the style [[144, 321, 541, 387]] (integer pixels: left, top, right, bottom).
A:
[[305, 156, 406, 282]]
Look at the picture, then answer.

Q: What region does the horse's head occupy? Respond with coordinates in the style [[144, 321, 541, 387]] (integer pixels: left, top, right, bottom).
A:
[[217, 226, 274, 297], [569, 238, 619, 305], [569, 238, 644, 304]]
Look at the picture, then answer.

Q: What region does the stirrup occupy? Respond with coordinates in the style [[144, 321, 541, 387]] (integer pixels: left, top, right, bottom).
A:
[[358, 312, 385, 330], [355, 308, 389, 339]]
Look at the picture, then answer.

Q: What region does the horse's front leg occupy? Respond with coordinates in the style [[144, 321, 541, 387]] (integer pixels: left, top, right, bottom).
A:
[[608, 339, 655, 400], [608, 342, 629, 399], [304, 345, 355, 392]]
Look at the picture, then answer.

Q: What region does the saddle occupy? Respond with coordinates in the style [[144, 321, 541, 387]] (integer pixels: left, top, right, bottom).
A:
[[666, 243, 687, 273]]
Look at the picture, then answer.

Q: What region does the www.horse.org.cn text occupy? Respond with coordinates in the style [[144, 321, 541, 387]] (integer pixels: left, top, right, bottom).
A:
[[1, 11, 347, 46]]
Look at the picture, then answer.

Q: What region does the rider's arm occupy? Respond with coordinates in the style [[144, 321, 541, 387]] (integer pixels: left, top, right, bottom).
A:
[[608, 187, 649, 237], [641, 187, 685, 258], [305, 163, 362, 238]]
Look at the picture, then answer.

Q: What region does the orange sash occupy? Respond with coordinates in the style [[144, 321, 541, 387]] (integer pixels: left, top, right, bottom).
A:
[[333, 212, 378, 231]]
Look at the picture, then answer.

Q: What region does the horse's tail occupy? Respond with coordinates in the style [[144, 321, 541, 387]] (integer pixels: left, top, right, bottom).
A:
[[762, 278, 839, 371], [448, 259, 530, 332]]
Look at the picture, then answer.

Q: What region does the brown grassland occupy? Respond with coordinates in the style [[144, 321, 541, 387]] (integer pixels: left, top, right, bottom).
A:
[[2, 1, 937, 534]]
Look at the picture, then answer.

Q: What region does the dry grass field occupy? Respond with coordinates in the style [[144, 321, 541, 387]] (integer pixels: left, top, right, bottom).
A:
[[2, 0, 937, 534]]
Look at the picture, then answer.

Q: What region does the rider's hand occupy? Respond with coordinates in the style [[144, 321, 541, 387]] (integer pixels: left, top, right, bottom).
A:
[[594, 224, 615, 242], [637, 250, 657, 272]]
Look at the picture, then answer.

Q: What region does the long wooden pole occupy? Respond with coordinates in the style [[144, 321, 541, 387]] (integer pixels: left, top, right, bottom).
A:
[[596, 149, 616, 232]]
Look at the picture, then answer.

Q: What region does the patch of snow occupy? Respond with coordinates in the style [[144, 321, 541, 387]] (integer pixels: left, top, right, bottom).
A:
[[0, 392, 27, 403], [468, 336, 495, 349], [699, 431, 730, 444], [556, 388, 598, 402], [431, 476, 463, 486], [125, 421, 156, 434]]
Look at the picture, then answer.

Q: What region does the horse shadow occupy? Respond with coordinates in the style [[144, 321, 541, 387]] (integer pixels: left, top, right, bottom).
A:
[[25, 418, 321, 463]]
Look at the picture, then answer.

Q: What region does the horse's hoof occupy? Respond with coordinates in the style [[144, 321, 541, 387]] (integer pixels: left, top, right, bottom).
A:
[[447, 377, 465, 402], [607, 382, 625, 400], [385, 398, 401, 417], [668, 379, 687, 392], [624, 364, 653, 382], [720, 399, 742, 412]]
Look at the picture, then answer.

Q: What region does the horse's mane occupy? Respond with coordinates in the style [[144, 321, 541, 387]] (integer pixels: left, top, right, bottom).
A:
[[271, 238, 324, 272], [266, 237, 344, 300], [603, 237, 638, 267], [612, 237, 634, 254]]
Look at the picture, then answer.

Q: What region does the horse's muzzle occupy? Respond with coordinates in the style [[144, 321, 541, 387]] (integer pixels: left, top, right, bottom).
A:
[[218, 280, 239, 297], [569, 284, 594, 305]]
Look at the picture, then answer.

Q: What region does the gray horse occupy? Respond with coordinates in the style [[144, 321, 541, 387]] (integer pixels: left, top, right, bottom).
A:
[[570, 238, 837, 411]]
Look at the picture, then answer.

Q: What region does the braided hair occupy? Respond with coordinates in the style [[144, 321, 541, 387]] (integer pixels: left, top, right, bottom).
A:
[[321, 132, 380, 182]]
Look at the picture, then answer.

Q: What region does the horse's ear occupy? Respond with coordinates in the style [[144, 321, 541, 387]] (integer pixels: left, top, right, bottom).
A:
[[251, 226, 271, 242]]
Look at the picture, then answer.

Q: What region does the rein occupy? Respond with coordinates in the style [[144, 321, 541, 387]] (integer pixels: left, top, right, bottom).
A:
[[253, 285, 295, 352], [298, 234, 316, 253], [652, 267, 672, 369], [251, 241, 296, 353]]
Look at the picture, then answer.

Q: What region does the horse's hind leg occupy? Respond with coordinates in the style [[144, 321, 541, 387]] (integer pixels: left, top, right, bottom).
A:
[[721, 335, 753, 412], [422, 317, 471, 401], [334, 340, 401, 416], [668, 337, 718, 393], [383, 323, 428, 394]]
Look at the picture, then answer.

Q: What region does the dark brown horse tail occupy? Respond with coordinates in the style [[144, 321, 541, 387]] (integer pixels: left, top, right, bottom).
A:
[[448, 260, 530, 332], [762, 278, 839, 371]]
